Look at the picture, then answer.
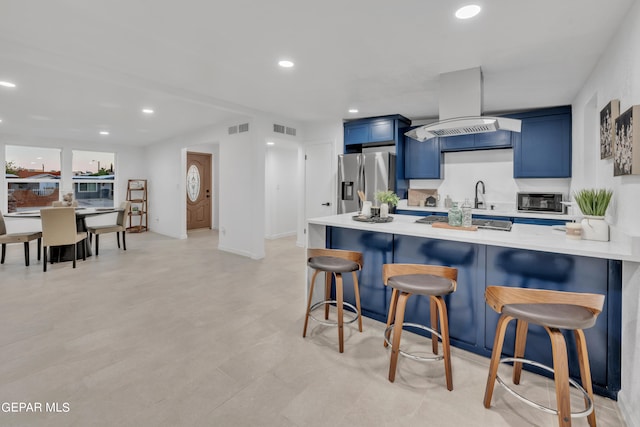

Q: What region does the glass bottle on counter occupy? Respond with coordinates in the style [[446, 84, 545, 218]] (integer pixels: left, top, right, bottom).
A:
[[448, 202, 462, 227], [462, 198, 472, 227]]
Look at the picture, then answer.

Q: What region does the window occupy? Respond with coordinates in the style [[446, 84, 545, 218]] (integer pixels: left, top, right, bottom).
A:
[[72, 150, 115, 207], [5, 146, 61, 212]]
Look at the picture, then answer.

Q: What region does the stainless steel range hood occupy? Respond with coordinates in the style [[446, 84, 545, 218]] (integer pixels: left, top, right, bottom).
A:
[[406, 67, 521, 142]]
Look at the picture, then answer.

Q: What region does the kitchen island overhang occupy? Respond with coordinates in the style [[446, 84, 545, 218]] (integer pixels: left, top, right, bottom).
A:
[[306, 213, 640, 400]]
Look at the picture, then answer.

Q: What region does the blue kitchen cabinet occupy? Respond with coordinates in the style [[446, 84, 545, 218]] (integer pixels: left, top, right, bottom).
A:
[[403, 134, 443, 179], [327, 226, 393, 322], [513, 217, 567, 226], [344, 116, 401, 146], [512, 106, 572, 178], [440, 130, 512, 152], [484, 246, 621, 396]]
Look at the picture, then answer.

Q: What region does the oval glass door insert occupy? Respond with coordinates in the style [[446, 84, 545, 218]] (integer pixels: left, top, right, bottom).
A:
[[187, 164, 201, 202]]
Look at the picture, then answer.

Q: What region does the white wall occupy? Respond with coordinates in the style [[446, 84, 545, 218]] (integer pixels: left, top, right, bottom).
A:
[[265, 141, 299, 239], [410, 149, 570, 211], [572, 2, 640, 426]]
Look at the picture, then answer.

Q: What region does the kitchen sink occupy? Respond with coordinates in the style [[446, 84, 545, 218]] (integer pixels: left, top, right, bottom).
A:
[[415, 215, 512, 231]]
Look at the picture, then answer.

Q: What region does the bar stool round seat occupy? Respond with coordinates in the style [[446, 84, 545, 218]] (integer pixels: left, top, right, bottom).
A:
[[303, 249, 363, 353], [483, 286, 605, 427], [382, 264, 458, 389]]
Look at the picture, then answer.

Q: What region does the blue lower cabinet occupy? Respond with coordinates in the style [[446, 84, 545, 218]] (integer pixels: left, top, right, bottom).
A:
[[326, 226, 621, 398], [393, 235, 484, 350], [328, 227, 393, 321], [513, 217, 567, 226], [485, 246, 620, 398]]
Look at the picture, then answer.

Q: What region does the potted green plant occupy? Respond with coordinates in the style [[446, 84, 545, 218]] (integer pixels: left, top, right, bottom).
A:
[[573, 188, 613, 241], [375, 190, 400, 218]]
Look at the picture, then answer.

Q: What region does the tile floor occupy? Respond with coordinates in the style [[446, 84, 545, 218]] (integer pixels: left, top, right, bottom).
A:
[[0, 230, 626, 426]]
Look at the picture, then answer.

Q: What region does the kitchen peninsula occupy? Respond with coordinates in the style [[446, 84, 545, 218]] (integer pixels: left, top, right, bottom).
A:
[[307, 213, 640, 399]]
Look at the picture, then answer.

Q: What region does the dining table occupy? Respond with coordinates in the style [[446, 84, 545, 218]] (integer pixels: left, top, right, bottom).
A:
[[4, 207, 122, 262]]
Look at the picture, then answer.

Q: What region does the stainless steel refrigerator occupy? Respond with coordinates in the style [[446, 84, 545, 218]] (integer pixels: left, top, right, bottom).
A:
[[337, 152, 396, 214]]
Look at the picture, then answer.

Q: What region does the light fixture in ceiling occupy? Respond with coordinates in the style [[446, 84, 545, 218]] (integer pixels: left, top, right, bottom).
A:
[[455, 4, 481, 19], [142, 108, 154, 114], [99, 131, 110, 136], [0, 81, 16, 88], [266, 141, 275, 146], [348, 108, 359, 114], [278, 60, 294, 68]]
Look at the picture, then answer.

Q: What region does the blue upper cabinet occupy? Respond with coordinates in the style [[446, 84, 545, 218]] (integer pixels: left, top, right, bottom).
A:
[[440, 130, 513, 152], [404, 133, 443, 179], [343, 115, 408, 146], [511, 106, 572, 178]]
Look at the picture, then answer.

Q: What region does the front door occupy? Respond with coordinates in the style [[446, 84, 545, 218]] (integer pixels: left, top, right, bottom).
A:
[[186, 152, 212, 230]]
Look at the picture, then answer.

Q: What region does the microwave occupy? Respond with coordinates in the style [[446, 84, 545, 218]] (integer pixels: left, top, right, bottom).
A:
[[517, 192, 564, 214]]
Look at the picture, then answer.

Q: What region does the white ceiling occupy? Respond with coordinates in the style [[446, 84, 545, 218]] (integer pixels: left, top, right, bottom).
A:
[[0, 0, 634, 146]]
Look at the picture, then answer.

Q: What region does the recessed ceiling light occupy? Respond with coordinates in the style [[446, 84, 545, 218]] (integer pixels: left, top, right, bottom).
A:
[[266, 141, 275, 146], [99, 131, 110, 136], [142, 108, 154, 114], [0, 81, 16, 88], [455, 4, 481, 19], [278, 60, 294, 68], [348, 109, 359, 114], [0, 119, 3, 123]]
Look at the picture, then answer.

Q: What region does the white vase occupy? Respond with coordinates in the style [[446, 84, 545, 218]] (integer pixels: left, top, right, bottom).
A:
[[581, 216, 609, 241], [380, 203, 389, 218]]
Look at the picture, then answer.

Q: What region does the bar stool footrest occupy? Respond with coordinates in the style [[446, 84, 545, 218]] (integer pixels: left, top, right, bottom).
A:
[[384, 323, 444, 362], [309, 300, 359, 326], [496, 357, 593, 418]]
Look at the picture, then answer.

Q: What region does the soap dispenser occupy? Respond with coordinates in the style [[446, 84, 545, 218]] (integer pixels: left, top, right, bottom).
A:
[[444, 195, 452, 208]]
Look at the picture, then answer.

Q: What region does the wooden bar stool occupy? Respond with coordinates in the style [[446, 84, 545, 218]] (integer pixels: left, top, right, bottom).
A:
[[382, 264, 458, 388], [303, 248, 363, 353], [483, 286, 605, 427]]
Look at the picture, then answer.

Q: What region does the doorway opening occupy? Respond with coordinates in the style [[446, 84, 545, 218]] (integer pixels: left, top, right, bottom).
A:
[[187, 151, 212, 230]]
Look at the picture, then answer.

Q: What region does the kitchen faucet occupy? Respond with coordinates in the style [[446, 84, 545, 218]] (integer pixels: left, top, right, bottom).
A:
[[474, 180, 485, 209]]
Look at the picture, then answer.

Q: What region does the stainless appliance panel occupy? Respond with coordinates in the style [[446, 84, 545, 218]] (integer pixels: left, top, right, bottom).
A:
[[362, 152, 395, 203], [517, 192, 564, 213], [337, 153, 363, 214]]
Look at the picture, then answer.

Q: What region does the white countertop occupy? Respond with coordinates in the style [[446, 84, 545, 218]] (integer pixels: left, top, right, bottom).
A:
[[396, 200, 576, 220], [307, 213, 640, 262]]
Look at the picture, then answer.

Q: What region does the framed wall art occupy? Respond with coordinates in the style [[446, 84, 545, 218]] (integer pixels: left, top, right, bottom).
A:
[[614, 105, 640, 176], [600, 99, 619, 159]]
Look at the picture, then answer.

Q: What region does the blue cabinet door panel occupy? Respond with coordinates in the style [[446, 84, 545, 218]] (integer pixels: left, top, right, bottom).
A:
[[328, 227, 393, 321], [369, 120, 394, 142], [484, 246, 613, 388], [439, 134, 475, 151], [344, 123, 369, 145], [514, 112, 572, 178], [404, 136, 442, 179], [474, 130, 512, 148], [393, 235, 484, 348]]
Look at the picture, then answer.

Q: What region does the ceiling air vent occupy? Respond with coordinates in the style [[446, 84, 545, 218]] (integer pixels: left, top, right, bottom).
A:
[[286, 126, 297, 136], [273, 124, 286, 134], [228, 125, 238, 135], [238, 123, 249, 133]]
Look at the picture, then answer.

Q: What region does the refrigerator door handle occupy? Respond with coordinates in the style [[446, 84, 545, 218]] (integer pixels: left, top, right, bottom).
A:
[[359, 155, 365, 208]]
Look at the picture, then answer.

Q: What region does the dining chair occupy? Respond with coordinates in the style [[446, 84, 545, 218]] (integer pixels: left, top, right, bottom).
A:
[[87, 201, 131, 255], [0, 210, 42, 267], [40, 207, 88, 272]]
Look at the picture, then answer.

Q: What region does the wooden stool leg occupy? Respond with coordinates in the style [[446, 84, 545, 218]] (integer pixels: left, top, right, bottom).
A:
[[434, 296, 453, 391], [548, 327, 572, 427], [389, 292, 410, 382], [575, 329, 596, 427], [484, 314, 513, 408], [384, 288, 399, 348], [335, 273, 345, 353], [430, 297, 439, 355], [352, 271, 363, 332], [512, 319, 529, 384], [324, 272, 332, 320], [302, 269, 320, 337]]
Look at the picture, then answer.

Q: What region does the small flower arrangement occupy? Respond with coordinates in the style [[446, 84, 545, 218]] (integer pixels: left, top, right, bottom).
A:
[[573, 188, 613, 217], [375, 190, 400, 207]]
